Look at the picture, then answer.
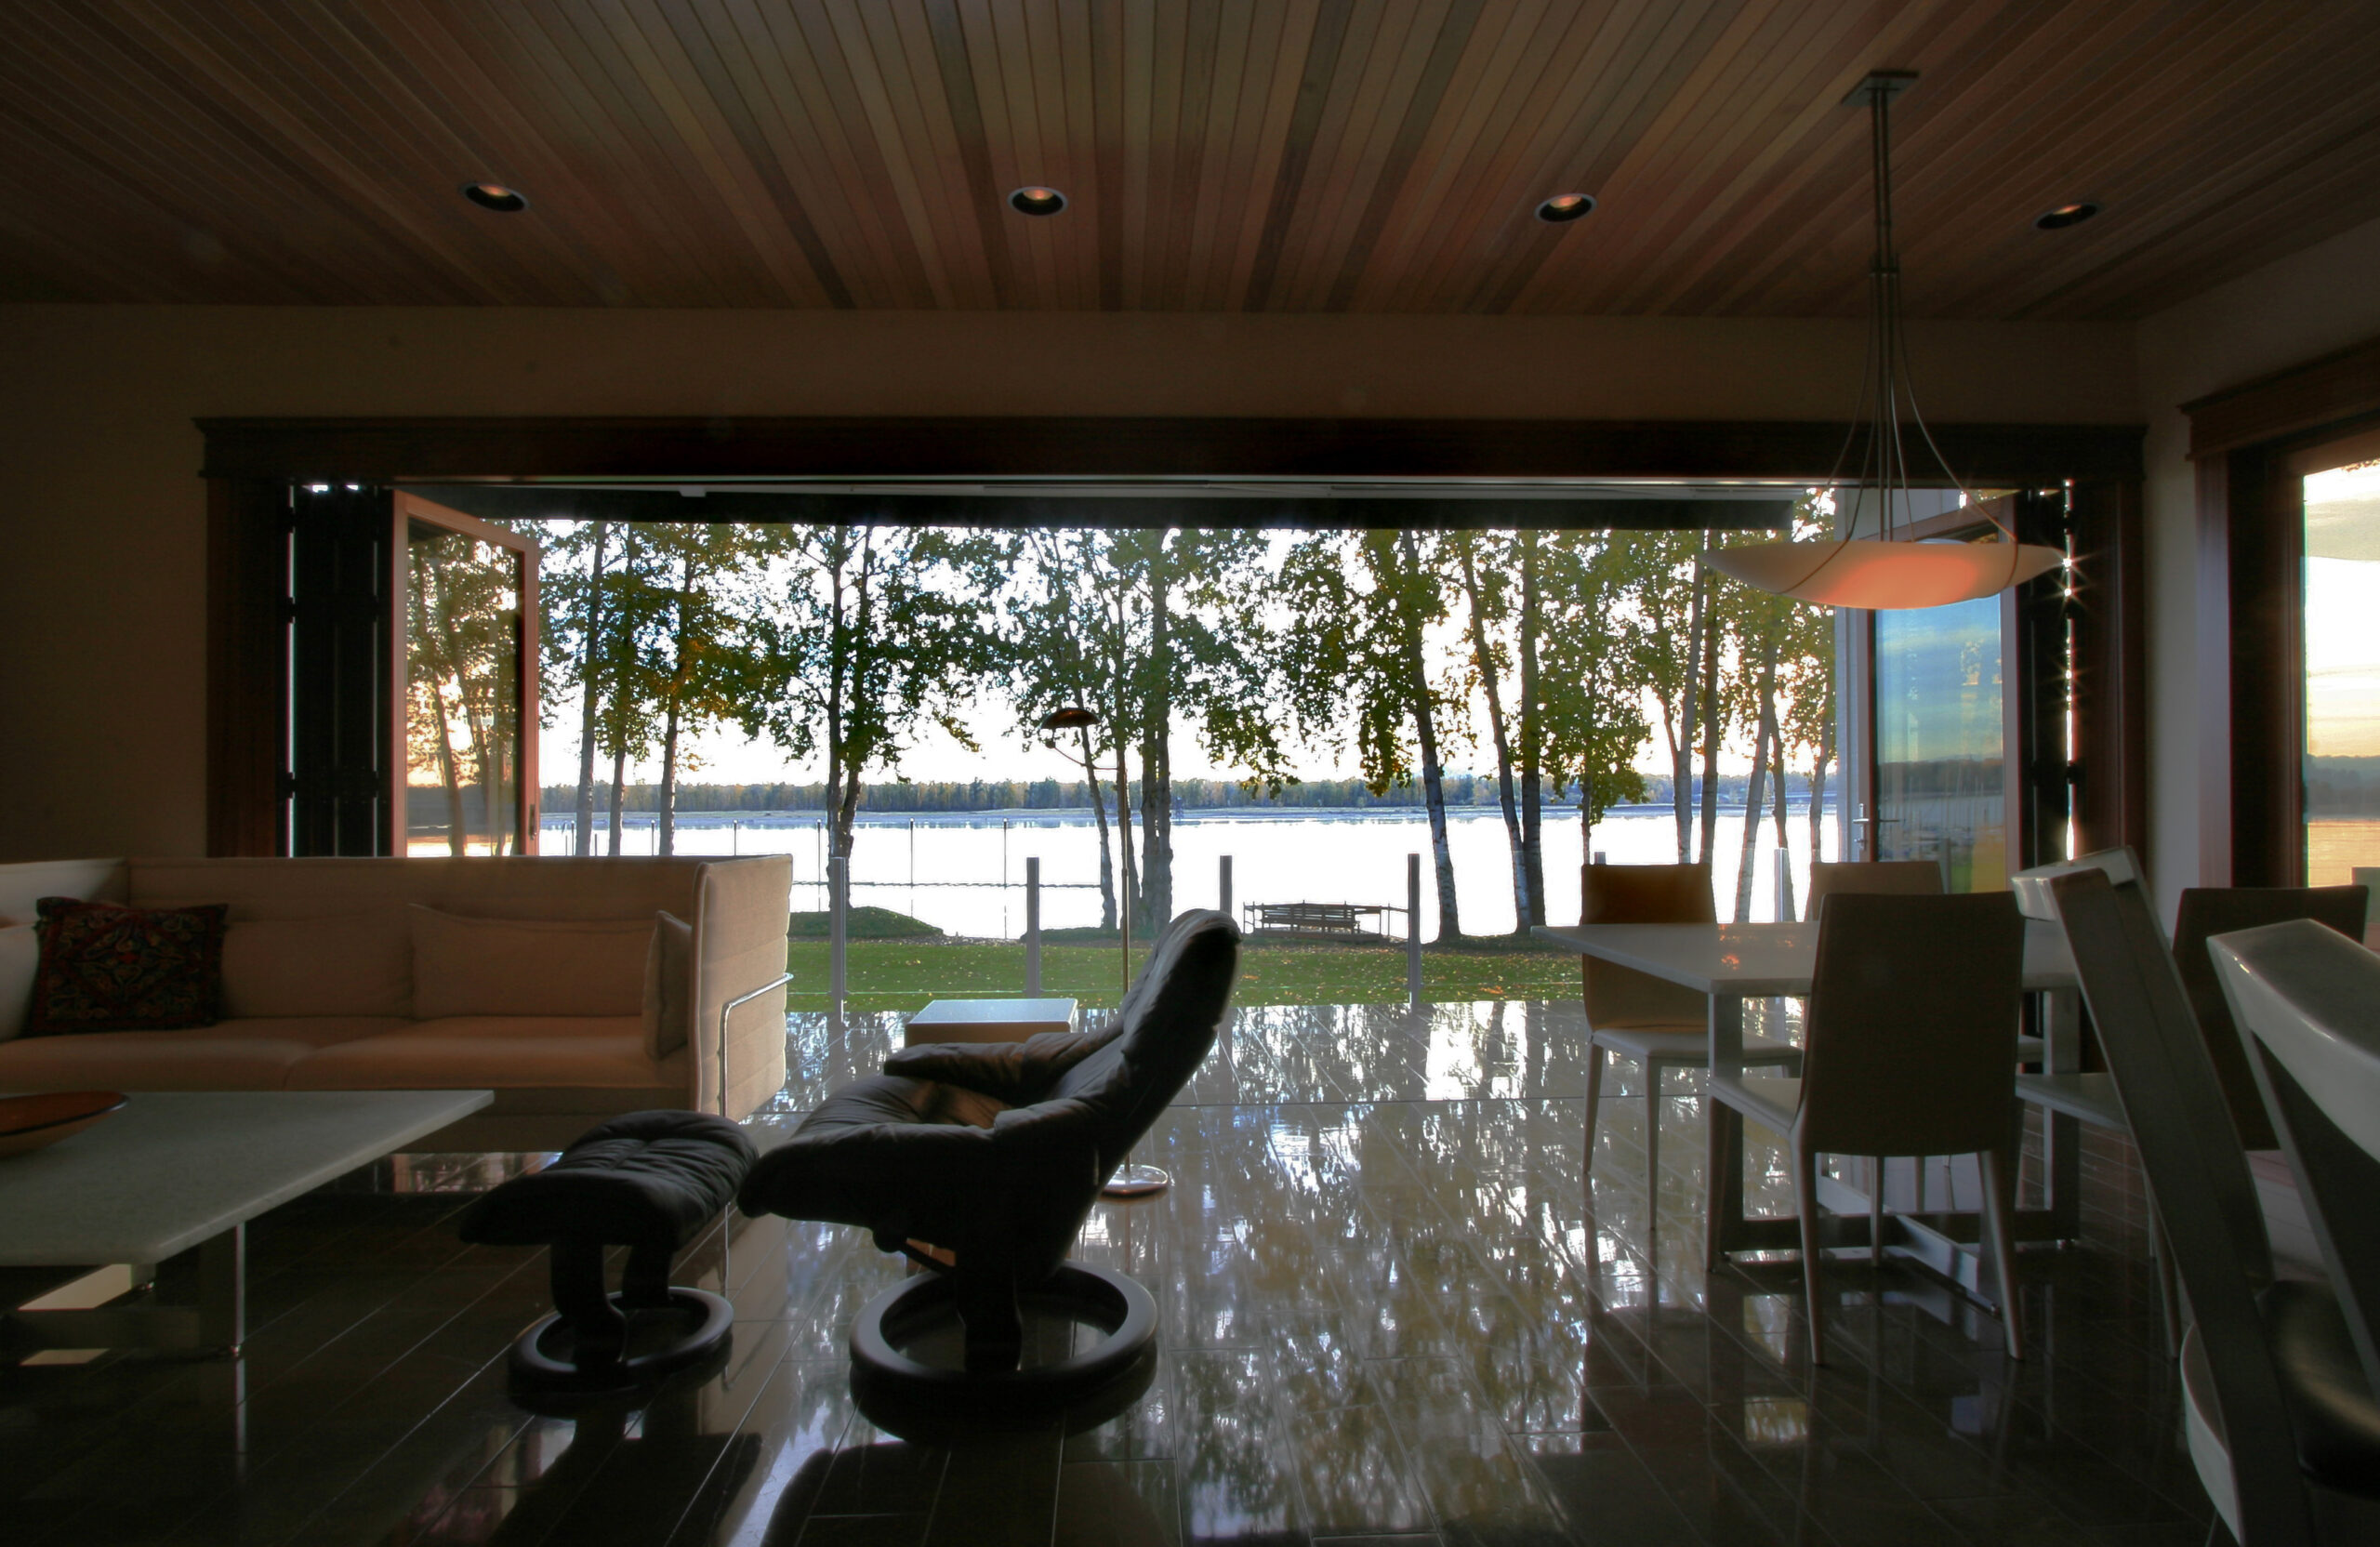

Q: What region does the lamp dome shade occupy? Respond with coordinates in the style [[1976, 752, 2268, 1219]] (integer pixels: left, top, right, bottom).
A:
[[1703, 538, 2063, 609], [1040, 706, 1100, 731]]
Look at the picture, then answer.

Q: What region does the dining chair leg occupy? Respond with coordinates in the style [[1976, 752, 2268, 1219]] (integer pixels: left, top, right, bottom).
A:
[[2148, 1199, 2182, 1357], [1868, 1157, 1885, 1266], [1704, 1102, 1731, 1271], [1582, 1041, 1606, 1182], [1793, 1140, 1828, 1366], [1980, 1145, 2025, 1361]]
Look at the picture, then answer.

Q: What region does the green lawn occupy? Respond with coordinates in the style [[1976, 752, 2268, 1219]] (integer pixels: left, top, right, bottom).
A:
[[785, 937, 1580, 1012]]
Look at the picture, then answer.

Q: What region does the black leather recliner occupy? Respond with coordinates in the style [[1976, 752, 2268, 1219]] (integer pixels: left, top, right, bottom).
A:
[[736, 908, 1238, 1395]]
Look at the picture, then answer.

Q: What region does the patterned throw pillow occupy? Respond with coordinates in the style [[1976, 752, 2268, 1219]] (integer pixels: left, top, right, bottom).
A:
[[27, 896, 229, 1035]]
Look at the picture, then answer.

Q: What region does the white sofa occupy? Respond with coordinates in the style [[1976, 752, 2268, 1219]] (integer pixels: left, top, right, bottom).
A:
[[0, 855, 791, 1150]]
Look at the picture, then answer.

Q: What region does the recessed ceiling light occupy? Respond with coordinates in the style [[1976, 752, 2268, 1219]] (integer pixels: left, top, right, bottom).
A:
[[1009, 186, 1067, 217], [462, 181, 529, 213], [2034, 201, 2099, 231], [1536, 192, 1595, 223]]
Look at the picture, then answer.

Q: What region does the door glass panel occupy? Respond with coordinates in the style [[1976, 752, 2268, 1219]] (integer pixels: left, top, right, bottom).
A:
[[2303, 456, 2380, 886], [1874, 595, 2005, 892], [406, 522, 524, 855]]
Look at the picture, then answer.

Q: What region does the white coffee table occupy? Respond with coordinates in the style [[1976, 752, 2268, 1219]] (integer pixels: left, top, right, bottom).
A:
[[904, 997, 1080, 1047], [0, 1089, 492, 1357]]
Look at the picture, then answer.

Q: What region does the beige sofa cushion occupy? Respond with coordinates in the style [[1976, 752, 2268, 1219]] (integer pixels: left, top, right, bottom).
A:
[[0, 1017, 406, 1090], [131, 857, 704, 922], [644, 911, 694, 1059], [409, 906, 652, 1020], [287, 1016, 659, 1089], [220, 912, 411, 1019]]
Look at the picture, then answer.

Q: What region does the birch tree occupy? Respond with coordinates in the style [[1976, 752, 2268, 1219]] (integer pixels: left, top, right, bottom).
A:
[[1280, 529, 1463, 941], [754, 523, 1007, 866]]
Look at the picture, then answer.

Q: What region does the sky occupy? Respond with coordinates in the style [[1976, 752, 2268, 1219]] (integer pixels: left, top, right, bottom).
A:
[[2303, 460, 2380, 760]]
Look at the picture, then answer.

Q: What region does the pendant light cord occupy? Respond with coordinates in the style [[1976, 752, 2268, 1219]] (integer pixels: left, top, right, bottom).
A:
[[1822, 74, 2012, 552]]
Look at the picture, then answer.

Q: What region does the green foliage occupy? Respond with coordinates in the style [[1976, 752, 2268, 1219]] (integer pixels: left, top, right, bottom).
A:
[[786, 906, 943, 940], [783, 937, 1583, 1012]]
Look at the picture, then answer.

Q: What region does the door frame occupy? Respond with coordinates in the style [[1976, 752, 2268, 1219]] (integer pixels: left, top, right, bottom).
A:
[[392, 492, 542, 857], [2184, 333, 2380, 884]]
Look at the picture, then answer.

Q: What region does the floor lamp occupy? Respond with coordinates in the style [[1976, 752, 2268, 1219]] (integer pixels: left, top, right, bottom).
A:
[[1040, 705, 1170, 1200]]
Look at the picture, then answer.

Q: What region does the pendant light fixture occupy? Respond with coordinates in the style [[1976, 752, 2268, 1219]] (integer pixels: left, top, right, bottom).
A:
[[1706, 71, 2064, 610]]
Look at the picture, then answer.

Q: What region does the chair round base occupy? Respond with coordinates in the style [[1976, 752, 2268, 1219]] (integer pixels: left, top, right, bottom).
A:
[[850, 1263, 1157, 1423], [1100, 1163, 1172, 1199], [508, 1288, 734, 1392]]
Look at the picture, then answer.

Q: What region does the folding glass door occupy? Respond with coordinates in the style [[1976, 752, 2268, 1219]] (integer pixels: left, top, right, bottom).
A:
[[1843, 490, 2069, 892], [284, 487, 539, 855]]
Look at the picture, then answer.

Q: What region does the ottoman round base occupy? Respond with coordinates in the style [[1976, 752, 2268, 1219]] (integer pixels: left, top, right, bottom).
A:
[[850, 1263, 1156, 1423], [509, 1287, 734, 1391]]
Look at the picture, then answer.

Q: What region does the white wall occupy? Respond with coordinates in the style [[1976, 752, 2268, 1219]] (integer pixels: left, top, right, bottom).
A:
[[0, 305, 2136, 862], [2134, 214, 2380, 915]]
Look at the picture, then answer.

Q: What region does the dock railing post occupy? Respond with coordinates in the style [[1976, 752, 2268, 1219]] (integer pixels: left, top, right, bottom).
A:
[[1407, 853, 1423, 1006], [828, 853, 848, 1004], [1219, 855, 1233, 924], [1025, 856, 1042, 996]]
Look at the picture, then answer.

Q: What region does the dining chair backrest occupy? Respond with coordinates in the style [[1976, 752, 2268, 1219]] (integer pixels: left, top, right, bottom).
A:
[[1793, 891, 2024, 1157], [1579, 862, 1714, 1029], [2214, 919, 2380, 1406], [2045, 857, 2311, 1541], [2171, 886, 2368, 1149], [1804, 858, 1943, 922]]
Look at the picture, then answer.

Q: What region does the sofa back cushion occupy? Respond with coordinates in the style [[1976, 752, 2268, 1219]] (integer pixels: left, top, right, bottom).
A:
[[220, 912, 413, 1019], [0, 859, 128, 925], [411, 906, 653, 1020], [131, 857, 705, 923]]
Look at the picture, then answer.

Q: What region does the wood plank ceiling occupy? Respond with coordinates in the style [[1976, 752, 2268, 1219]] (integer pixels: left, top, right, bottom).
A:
[[4, 1, 2378, 319]]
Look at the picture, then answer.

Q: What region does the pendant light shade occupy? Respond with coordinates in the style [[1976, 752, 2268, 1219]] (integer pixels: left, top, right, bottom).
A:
[[1712, 71, 2062, 611], [1705, 536, 2065, 609]]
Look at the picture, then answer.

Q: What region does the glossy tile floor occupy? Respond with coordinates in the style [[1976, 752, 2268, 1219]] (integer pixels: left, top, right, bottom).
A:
[[1, 999, 2213, 1546]]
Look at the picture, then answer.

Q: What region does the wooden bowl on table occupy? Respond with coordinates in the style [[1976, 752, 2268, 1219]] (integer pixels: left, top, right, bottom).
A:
[[0, 1091, 128, 1158]]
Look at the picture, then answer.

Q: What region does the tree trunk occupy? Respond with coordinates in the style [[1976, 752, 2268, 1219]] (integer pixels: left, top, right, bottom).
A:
[[605, 743, 627, 856], [1113, 737, 1137, 932], [1139, 538, 1173, 932], [1697, 578, 1724, 865], [1772, 727, 1795, 922], [432, 685, 467, 857], [1733, 633, 1779, 921], [1397, 532, 1461, 941], [572, 520, 612, 856], [657, 695, 682, 857], [655, 551, 694, 858], [1674, 536, 1710, 862], [1083, 728, 1116, 931], [1457, 537, 1530, 933], [1517, 530, 1545, 925], [823, 536, 850, 859]]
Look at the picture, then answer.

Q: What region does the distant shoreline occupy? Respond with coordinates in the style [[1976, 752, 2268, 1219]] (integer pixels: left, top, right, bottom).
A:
[[540, 800, 1844, 828]]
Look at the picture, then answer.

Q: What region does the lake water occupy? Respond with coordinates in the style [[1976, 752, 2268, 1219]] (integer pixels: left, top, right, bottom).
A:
[[543, 802, 1842, 937]]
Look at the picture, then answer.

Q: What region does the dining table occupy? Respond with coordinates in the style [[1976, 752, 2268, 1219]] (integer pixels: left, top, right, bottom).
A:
[[1530, 918, 2083, 1311]]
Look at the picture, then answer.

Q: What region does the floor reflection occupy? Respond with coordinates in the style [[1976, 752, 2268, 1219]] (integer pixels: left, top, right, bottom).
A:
[[0, 998, 2202, 1546]]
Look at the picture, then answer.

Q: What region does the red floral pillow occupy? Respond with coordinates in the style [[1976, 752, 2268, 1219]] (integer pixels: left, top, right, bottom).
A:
[[27, 896, 229, 1035]]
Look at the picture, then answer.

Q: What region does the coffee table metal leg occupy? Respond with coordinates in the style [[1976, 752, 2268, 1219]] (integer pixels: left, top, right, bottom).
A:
[[6, 1224, 246, 1358], [199, 1223, 246, 1356]]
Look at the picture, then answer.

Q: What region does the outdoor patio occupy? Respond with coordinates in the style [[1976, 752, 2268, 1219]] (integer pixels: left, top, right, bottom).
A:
[[1, 998, 2190, 1547]]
